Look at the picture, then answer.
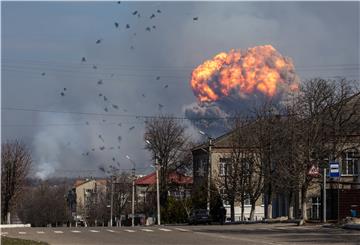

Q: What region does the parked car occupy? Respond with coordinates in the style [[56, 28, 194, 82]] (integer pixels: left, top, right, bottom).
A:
[[188, 209, 211, 225]]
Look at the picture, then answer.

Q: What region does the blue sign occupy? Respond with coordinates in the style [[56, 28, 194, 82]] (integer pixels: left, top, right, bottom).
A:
[[329, 162, 340, 177]]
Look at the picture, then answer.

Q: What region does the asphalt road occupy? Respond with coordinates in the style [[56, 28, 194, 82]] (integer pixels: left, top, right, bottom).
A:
[[1, 223, 359, 245]]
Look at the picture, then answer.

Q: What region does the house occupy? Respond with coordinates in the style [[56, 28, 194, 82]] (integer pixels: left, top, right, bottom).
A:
[[135, 171, 192, 201], [192, 132, 265, 221], [74, 178, 108, 221]]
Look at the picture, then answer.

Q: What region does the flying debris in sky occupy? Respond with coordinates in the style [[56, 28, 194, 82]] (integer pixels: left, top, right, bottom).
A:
[[129, 126, 135, 131], [130, 45, 135, 50], [158, 104, 164, 110], [146, 27, 151, 32], [99, 93, 103, 97], [97, 80, 103, 85], [156, 76, 160, 80], [99, 166, 105, 172], [91, 148, 95, 151], [41, 72, 46, 76], [102, 119, 106, 122], [112, 104, 119, 109], [152, 25, 156, 29], [85, 121, 90, 125], [98, 134, 104, 142], [112, 157, 116, 162], [193, 17, 198, 21], [150, 14, 155, 19], [114, 22, 119, 28], [164, 84, 168, 89], [110, 146, 114, 150], [103, 96, 108, 101], [117, 136, 122, 142], [60, 92, 65, 96], [126, 24, 130, 29], [99, 146, 105, 151], [96, 39, 102, 44], [118, 146, 121, 149], [63, 88, 67, 91], [137, 13, 141, 18], [81, 57, 86, 62], [93, 65, 97, 69], [157, 9, 161, 13], [117, 1, 121, 4], [132, 10, 138, 15], [142, 93, 146, 98], [86, 152, 89, 156], [118, 123, 122, 127], [104, 107, 108, 112]]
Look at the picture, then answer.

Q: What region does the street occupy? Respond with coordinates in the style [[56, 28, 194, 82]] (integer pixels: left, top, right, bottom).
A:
[[1, 223, 359, 245]]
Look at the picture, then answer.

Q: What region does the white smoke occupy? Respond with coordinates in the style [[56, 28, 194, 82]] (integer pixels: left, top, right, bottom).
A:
[[33, 113, 82, 179]]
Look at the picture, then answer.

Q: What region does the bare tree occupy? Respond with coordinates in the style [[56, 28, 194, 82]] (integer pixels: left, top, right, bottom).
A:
[[17, 181, 71, 227], [1, 140, 31, 223], [251, 100, 280, 220], [144, 116, 189, 207], [293, 78, 359, 221]]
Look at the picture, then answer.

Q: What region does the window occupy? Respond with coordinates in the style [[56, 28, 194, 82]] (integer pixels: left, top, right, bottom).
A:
[[219, 158, 231, 176], [244, 194, 250, 206], [219, 162, 226, 176], [342, 150, 359, 176]]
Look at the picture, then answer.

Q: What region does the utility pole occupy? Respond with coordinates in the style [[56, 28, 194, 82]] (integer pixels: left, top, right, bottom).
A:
[[145, 140, 161, 225], [126, 155, 136, 227], [199, 131, 213, 213], [110, 175, 114, 227], [132, 163, 135, 227], [155, 157, 161, 225], [323, 168, 326, 223], [207, 138, 212, 212]]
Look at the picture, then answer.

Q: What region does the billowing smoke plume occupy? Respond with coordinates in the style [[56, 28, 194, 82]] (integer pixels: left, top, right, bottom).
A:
[[33, 114, 82, 179], [184, 45, 299, 135]]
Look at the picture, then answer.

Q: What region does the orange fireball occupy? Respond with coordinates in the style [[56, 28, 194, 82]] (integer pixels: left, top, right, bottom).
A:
[[190, 45, 298, 103]]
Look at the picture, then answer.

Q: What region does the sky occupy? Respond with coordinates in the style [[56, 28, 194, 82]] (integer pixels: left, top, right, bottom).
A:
[[2, 1, 359, 179]]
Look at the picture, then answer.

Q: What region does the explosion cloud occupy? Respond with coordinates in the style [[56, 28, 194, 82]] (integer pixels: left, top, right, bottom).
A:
[[185, 45, 299, 134]]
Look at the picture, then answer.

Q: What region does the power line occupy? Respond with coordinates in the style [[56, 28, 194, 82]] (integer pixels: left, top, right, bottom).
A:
[[1, 107, 234, 120], [3, 57, 359, 70]]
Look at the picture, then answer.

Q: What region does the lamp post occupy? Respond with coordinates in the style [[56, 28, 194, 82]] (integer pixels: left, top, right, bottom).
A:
[[110, 175, 114, 227], [145, 140, 161, 225], [199, 130, 213, 213], [126, 155, 136, 227]]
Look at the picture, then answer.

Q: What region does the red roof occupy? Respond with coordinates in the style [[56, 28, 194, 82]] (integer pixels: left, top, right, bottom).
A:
[[135, 171, 192, 186]]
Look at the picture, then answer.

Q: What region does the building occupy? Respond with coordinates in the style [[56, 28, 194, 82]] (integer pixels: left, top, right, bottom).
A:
[[74, 178, 108, 221], [192, 92, 360, 221], [192, 132, 265, 221], [135, 171, 192, 201]]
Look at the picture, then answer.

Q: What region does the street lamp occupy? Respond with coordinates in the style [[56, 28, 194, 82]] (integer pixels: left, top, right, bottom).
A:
[[199, 130, 213, 213], [125, 155, 136, 227], [145, 140, 161, 225]]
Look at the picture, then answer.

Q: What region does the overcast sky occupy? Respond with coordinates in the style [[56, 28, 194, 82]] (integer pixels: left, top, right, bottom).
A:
[[2, 1, 359, 179]]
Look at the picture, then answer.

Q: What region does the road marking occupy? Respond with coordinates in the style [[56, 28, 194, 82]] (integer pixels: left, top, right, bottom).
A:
[[71, 230, 81, 233], [89, 230, 100, 233], [175, 228, 189, 232], [37, 231, 45, 234], [158, 228, 172, 232], [19, 231, 27, 234], [141, 229, 154, 232], [54, 230, 63, 234], [124, 229, 135, 233], [106, 229, 115, 233]]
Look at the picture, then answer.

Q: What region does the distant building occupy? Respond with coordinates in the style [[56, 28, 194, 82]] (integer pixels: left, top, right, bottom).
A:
[[135, 171, 192, 203]]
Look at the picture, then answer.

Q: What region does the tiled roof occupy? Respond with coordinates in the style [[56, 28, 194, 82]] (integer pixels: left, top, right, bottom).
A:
[[135, 171, 192, 186]]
